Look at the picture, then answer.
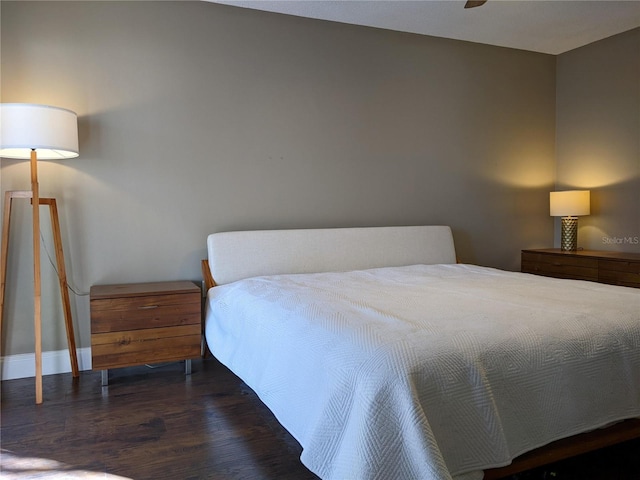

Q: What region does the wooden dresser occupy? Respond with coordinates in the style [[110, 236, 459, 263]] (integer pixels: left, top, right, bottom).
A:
[[521, 249, 640, 289], [90, 281, 202, 385]]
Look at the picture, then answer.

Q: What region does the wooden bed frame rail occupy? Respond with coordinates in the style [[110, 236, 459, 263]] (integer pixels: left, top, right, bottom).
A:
[[484, 418, 640, 478], [201, 259, 216, 290]]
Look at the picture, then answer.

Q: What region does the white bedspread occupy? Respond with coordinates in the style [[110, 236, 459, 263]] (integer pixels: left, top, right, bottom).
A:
[[204, 264, 640, 480]]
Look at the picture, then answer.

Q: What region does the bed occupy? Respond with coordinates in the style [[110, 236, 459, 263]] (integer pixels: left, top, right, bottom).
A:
[[202, 225, 640, 480]]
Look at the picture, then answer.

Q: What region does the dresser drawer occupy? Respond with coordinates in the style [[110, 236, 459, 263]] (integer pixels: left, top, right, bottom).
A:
[[522, 249, 640, 288], [521, 251, 598, 281], [598, 259, 640, 288]]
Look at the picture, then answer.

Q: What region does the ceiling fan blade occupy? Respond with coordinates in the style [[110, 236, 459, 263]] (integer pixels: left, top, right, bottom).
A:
[[465, 1, 488, 8]]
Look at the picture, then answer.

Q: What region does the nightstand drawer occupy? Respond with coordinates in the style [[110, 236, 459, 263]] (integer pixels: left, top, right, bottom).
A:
[[92, 325, 201, 370], [90, 292, 201, 333]]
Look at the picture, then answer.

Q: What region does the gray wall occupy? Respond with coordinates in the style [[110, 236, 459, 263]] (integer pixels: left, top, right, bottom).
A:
[[1, 1, 557, 356], [556, 28, 640, 252]]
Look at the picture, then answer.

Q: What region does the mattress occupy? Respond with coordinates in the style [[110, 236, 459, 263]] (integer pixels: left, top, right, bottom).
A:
[[204, 263, 640, 480]]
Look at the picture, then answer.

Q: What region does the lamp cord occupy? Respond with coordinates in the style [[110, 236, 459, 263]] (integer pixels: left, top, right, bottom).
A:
[[39, 230, 89, 297]]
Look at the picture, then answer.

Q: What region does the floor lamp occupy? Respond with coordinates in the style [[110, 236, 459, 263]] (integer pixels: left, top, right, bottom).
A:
[[0, 103, 79, 404]]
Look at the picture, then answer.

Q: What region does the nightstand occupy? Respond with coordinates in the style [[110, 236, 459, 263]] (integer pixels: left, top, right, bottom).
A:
[[90, 281, 202, 385], [521, 249, 640, 289]]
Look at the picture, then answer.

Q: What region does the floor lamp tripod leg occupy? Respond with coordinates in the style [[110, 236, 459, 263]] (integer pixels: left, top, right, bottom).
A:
[[31, 150, 43, 405], [44, 198, 79, 377], [0, 191, 14, 356]]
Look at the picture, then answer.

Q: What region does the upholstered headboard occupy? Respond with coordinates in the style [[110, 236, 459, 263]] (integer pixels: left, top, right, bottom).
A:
[[205, 225, 456, 286]]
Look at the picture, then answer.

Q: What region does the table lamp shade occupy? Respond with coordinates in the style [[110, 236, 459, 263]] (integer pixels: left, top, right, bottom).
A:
[[549, 190, 590, 217], [0, 103, 78, 159]]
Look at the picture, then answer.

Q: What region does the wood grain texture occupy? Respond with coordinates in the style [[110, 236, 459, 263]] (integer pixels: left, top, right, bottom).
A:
[[90, 281, 200, 299], [90, 296, 201, 333], [484, 419, 640, 479], [42, 198, 79, 377], [522, 249, 640, 287], [521, 251, 598, 281], [0, 360, 319, 479], [202, 259, 216, 290], [91, 325, 201, 370], [598, 259, 640, 288], [90, 282, 201, 371], [1, 359, 638, 480]]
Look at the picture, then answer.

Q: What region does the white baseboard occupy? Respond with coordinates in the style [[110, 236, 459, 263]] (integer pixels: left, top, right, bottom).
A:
[[1, 347, 92, 381]]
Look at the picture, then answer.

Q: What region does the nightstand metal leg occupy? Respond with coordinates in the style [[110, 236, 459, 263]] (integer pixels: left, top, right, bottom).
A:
[[185, 359, 192, 375], [101, 369, 108, 386]]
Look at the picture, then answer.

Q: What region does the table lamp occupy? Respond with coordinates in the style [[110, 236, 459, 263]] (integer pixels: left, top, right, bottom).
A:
[[550, 190, 590, 251], [0, 103, 79, 404]]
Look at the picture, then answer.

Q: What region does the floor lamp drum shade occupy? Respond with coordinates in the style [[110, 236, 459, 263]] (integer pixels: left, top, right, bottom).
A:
[[550, 190, 590, 251], [0, 103, 79, 159]]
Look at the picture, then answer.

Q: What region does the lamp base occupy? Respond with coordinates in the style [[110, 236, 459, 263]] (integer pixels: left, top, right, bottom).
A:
[[560, 216, 579, 251]]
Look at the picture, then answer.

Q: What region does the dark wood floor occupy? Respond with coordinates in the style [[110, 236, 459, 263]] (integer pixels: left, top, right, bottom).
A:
[[1, 358, 638, 479]]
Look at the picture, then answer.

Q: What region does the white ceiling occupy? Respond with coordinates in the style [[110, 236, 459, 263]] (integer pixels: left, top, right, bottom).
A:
[[207, 0, 640, 55]]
